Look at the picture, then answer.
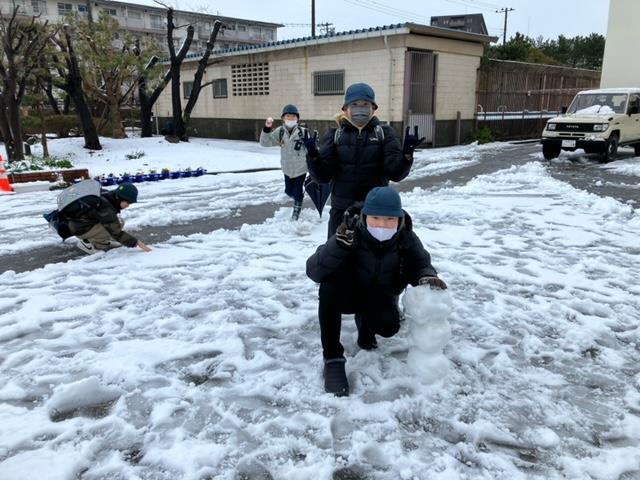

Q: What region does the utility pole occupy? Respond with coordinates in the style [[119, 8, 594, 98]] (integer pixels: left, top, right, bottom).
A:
[[318, 22, 334, 36], [496, 7, 515, 44], [311, 0, 316, 37]]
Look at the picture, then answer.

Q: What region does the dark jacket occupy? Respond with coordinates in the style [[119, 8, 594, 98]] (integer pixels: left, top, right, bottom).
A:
[[62, 191, 138, 247], [306, 211, 438, 295], [307, 116, 410, 210]]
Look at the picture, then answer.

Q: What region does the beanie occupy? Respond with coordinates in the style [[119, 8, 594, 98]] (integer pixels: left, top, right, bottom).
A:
[[115, 182, 138, 203], [343, 83, 378, 109], [362, 186, 403, 217], [281, 104, 300, 118]]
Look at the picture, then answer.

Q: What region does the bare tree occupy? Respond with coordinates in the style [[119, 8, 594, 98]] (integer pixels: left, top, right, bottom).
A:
[[138, 54, 170, 137], [51, 24, 101, 150], [181, 20, 222, 138], [0, 7, 55, 161]]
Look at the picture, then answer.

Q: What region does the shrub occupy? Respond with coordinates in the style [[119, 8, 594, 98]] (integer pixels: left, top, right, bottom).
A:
[[125, 150, 145, 160], [472, 126, 494, 144]]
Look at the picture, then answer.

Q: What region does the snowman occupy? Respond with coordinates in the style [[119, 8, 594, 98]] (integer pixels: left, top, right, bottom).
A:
[[402, 285, 453, 384]]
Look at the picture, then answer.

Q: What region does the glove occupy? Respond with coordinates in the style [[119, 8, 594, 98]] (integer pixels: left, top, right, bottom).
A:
[[303, 129, 319, 157], [403, 126, 426, 156], [335, 211, 359, 249], [418, 276, 447, 290]]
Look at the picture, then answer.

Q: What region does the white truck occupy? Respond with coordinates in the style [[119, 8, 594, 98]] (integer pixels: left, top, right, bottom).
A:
[[541, 88, 640, 162]]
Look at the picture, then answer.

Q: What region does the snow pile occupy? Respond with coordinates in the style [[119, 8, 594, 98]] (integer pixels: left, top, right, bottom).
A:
[[402, 285, 452, 384], [600, 158, 640, 176]]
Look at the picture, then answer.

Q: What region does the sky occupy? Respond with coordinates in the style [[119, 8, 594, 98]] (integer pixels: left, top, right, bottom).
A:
[[159, 0, 610, 42]]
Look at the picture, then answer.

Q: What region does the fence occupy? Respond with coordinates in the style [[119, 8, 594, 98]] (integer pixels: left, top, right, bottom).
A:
[[476, 59, 601, 140]]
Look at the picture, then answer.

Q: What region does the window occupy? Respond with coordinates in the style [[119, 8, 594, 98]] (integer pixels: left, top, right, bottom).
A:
[[57, 3, 73, 15], [231, 63, 269, 96], [313, 70, 345, 96], [128, 10, 141, 19], [31, 0, 45, 13], [103, 8, 117, 16], [238, 24, 247, 32], [77, 4, 87, 14], [150, 14, 163, 29], [263, 30, 274, 41], [183, 81, 193, 99], [213, 79, 228, 98]]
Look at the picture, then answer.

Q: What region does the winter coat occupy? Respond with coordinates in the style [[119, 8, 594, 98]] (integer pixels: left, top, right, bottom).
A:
[[306, 115, 410, 210], [260, 125, 309, 178], [62, 191, 138, 248], [306, 210, 438, 295]]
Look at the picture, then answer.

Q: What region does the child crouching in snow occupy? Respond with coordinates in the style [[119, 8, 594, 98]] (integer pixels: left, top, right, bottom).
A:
[[306, 186, 447, 396], [259, 104, 309, 221]]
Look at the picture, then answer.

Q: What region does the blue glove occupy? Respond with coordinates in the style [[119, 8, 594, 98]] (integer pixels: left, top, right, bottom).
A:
[[403, 126, 426, 155], [303, 129, 319, 157]]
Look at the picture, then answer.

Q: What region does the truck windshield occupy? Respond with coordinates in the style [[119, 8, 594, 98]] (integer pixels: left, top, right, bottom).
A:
[[567, 93, 628, 115]]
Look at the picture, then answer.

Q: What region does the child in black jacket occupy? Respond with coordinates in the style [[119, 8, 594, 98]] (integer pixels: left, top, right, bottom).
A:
[[306, 186, 447, 396]]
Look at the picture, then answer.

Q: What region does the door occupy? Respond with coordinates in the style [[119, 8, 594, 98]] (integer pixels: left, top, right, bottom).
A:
[[626, 94, 640, 143], [404, 50, 437, 145]]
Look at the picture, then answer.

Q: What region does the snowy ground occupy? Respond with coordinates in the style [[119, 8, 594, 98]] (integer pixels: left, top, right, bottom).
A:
[[0, 137, 498, 256], [1, 148, 639, 479]]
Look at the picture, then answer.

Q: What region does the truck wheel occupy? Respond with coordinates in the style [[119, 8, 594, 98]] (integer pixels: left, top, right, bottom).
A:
[[542, 145, 561, 160], [634, 144, 640, 157], [601, 134, 619, 163]]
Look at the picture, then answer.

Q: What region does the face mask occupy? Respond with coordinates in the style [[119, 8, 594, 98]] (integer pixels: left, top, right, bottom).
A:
[[349, 106, 372, 126], [367, 226, 396, 242], [284, 120, 298, 129]]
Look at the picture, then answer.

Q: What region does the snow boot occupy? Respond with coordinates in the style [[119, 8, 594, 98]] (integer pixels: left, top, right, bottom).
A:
[[355, 314, 378, 350], [291, 201, 302, 221], [323, 357, 349, 397]]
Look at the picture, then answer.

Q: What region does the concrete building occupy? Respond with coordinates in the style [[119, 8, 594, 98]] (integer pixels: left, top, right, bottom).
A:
[[430, 14, 488, 36], [601, 0, 638, 88], [10, 0, 281, 53], [156, 23, 495, 146]]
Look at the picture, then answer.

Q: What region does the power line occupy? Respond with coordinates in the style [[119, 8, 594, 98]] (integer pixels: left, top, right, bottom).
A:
[[444, 0, 498, 13], [341, 0, 431, 24], [496, 7, 515, 44]]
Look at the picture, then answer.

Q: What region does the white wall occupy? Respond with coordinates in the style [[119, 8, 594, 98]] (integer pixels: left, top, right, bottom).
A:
[[601, 0, 640, 87]]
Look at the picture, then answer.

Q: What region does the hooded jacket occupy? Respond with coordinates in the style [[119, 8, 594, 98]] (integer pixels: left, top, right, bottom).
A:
[[62, 191, 138, 247], [306, 210, 438, 295], [307, 115, 410, 210], [260, 124, 309, 178]]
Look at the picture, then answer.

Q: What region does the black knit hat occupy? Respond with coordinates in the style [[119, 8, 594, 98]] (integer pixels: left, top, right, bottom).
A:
[[362, 186, 403, 217], [343, 83, 378, 109], [115, 182, 138, 203]]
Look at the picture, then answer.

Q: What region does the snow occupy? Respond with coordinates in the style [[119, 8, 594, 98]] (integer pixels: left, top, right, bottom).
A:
[[1, 137, 640, 479], [600, 157, 640, 176], [0, 136, 486, 256], [574, 105, 616, 116]]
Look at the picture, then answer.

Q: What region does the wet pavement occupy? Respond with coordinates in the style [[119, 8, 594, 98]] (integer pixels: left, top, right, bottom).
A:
[[3, 142, 639, 273]]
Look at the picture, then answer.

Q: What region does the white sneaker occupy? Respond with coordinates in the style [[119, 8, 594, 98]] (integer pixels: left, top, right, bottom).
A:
[[76, 239, 98, 255]]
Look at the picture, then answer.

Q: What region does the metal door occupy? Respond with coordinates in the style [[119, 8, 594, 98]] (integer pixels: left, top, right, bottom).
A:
[[404, 50, 437, 145]]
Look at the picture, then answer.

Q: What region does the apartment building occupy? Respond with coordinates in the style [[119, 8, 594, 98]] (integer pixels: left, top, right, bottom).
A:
[[9, 0, 282, 53]]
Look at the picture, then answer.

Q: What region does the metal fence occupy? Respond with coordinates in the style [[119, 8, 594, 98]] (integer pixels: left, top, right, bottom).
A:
[[476, 59, 601, 140]]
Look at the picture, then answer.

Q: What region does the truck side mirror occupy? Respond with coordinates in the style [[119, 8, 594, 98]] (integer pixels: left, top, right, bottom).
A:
[[629, 105, 639, 115], [561, 106, 568, 114]]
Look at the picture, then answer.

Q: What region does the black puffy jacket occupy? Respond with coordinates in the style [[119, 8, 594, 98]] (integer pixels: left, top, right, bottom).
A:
[[307, 116, 411, 210], [61, 191, 138, 248], [306, 211, 438, 295]]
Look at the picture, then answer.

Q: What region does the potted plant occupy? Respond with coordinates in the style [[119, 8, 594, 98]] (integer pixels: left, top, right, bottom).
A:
[[182, 167, 192, 178], [160, 168, 171, 180], [194, 167, 205, 177]]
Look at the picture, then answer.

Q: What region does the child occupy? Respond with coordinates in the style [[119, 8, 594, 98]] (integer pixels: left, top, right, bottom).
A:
[[304, 82, 425, 236], [260, 104, 309, 220], [306, 186, 446, 396]]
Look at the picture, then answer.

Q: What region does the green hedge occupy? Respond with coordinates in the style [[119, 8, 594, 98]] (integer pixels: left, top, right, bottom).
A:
[[22, 114, 118, 137]]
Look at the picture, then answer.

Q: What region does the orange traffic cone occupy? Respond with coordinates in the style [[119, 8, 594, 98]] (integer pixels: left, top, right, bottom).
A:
[[0, 154, 15, 194]]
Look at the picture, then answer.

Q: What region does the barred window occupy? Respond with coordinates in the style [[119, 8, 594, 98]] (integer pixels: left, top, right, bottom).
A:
[[183, 81, 193, 99], [57, 3, 73, 15], [231, 63, 269, 96], [213, 79, 228, 99], [313, 70, 345, 96]]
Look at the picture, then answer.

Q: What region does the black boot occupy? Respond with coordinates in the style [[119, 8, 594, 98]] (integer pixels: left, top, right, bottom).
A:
[[291, 201, 302, 221], [323, 357, 349, 396], [355, 314, 377, 350]]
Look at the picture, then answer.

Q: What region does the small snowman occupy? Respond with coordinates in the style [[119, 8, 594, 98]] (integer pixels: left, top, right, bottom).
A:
[[402, 284, 452, 384]]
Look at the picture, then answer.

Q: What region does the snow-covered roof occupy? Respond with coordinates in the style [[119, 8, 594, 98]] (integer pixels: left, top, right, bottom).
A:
[[181, 22, 495, 61], [579, 88, 640, 95]]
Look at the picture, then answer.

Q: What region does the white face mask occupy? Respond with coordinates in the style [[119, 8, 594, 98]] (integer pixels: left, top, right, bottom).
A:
[[367, 226, 396, 242], [284, 120, 298, 129]]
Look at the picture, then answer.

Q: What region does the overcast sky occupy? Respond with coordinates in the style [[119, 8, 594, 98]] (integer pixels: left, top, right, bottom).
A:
[[165, 0, 610, 42]]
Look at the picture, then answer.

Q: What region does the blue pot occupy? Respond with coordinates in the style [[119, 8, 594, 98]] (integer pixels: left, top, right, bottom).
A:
[[133, 174, 145, 183], [170, 171, 181, 179], [182, 171, 192, 178], [194, 168, 205, 177], [120, 175, 131, 183]]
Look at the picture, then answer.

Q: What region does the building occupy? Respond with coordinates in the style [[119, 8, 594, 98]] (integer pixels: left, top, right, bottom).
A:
[[600, 0, 638, 88], [156, 23, 496, 147], [11, 0, 282, 53], [430, 14, 488, 36]]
